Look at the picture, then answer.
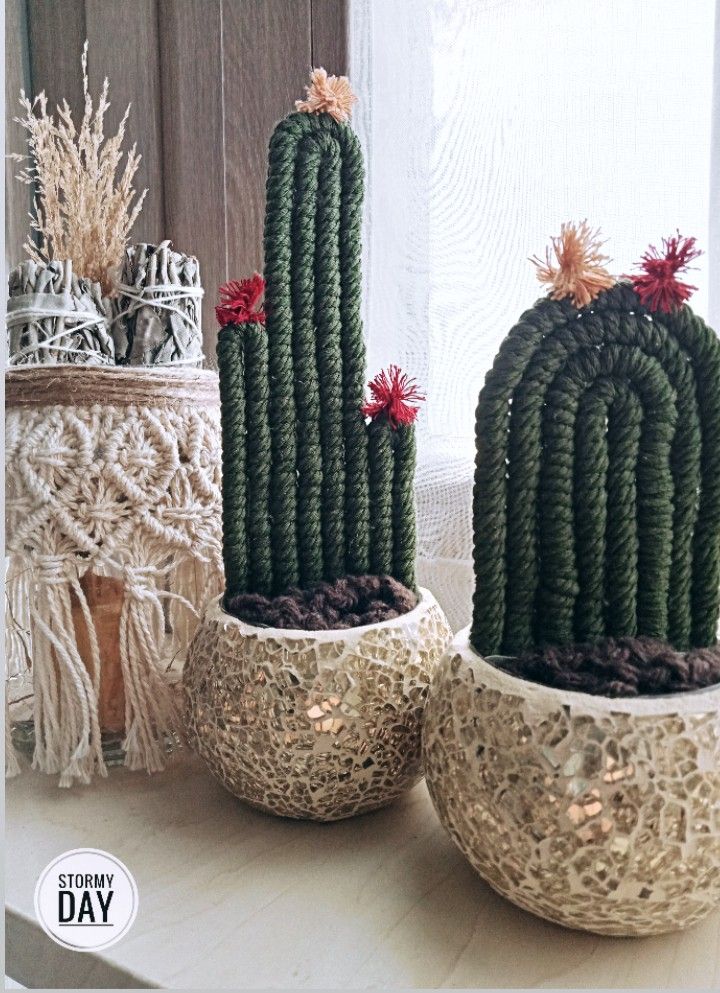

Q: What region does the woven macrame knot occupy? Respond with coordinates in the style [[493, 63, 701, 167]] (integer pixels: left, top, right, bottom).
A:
[[121, 564, 160, 595], [35, 555, 74, 585]]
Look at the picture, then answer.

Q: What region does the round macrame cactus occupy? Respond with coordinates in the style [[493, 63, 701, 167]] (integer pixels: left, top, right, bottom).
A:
[[424, 225, 720, 936], [471, 279, 720, 656]]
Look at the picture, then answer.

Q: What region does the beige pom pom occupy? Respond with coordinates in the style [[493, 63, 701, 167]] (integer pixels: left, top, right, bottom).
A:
[[295, 67, 357, 124], [532, 221, 615, 308]]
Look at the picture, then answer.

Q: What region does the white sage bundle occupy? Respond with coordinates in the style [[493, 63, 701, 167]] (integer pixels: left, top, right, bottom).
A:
[[7, 259, 114, 366], [113, 241, 204, 366]]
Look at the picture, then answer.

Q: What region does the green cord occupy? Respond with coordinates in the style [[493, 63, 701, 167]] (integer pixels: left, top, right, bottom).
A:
[[391, 424, 418, 592], [471, 283, 720, 655], [217, 327, 247, 601], [368, 417, 394, 576], [603, 383, 641, 638], [243, 326, 273, 594], [313, 139, 347, 580], [572, 381, 610, 644], [264, 116, 301, 592], [290, 136, 324, 586]]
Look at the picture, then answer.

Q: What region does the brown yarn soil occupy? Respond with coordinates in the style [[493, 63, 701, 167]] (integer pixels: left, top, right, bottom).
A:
[[226, 574, 418, 630], [492, 636, 720, 697]]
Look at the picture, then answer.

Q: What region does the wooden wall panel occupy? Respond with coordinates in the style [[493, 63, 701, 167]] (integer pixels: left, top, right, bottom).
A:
[[85, 0, 165, 243], [222, 0, 312, 288], [311, 0, 348, 73], [26, 0, 86, 116], [159, 0, 226, 355], [6, 0, 349, 356], [24, 0, 165, 250]]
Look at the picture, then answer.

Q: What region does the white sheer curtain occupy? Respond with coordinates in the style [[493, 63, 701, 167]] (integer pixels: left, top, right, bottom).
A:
[[712, 0, 720, 332], [351, 0, 720, 631]]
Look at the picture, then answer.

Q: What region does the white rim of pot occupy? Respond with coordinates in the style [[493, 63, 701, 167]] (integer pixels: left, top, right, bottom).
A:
[[446, 625, 720, 717], [203, 586, 440, 645]]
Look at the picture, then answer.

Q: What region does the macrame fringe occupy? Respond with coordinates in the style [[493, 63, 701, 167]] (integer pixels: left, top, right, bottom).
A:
[[5, 563, 32, 776], [29, 564, 106, 786], [5, 697, 21, 778], [168, 555, 204, 652], [5, 563, 31, 677], [5, 554, 222, 785]]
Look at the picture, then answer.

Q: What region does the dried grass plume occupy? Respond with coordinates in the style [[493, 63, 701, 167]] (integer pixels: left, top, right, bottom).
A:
[[12, 41, 146, 295], [532, 221, 614, 308], [295, 67, 356, 124]]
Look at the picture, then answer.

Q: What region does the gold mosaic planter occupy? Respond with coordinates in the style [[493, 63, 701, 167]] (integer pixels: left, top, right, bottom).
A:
[[184, 589, 452, 821], [423, 627, 720, 937]]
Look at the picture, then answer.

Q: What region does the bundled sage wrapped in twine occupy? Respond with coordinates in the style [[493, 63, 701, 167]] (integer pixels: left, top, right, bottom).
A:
[[7, 259, 113, 365], [113, 241, 204, 365]]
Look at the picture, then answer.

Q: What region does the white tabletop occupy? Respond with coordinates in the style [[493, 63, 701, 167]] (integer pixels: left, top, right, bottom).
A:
[[6, 751, 720, 990]]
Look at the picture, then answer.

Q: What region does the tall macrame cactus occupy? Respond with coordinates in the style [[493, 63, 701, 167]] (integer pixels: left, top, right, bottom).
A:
[[470, 226, 720, 657], [217, 76, 421, 603]]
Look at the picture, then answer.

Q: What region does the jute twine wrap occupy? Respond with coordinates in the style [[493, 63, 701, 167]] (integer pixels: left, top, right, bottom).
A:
[[470, 282, 720, 657], [5, 366, 223, 785], [220, 112, 418, 601]]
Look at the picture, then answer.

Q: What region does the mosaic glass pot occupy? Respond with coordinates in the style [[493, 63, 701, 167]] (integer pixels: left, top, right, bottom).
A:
[[424, 629, 720, 936], [184, 589, 451, 821], [422, 270, 720, 936]]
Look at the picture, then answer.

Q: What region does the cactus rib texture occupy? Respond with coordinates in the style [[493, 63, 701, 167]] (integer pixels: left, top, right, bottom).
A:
[[219, 112, 418, 599], [217, 328, 248, 601], [471, 282, 720, 656]]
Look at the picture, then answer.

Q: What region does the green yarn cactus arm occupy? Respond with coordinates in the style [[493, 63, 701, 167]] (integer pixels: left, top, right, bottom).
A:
[[215, 275, 271, 601], [471, 226, 720, 659], [217, 73, 423, 603], [217, 323, 248, 600]]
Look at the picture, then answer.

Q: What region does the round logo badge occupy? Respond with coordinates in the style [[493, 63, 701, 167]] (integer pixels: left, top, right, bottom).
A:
[[34, 848, 138, 951]]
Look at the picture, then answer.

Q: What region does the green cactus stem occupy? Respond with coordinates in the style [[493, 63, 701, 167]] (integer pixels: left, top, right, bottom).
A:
[[391, 425, 418, 591], [217, 326, 247, 601], [368, 417, 394, 577], [242, 326, 273, 595], [216, 91, 423, 603]]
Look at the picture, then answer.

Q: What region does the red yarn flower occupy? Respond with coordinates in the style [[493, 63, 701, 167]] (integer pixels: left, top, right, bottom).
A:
[[215, 273, 266, 326], [630, 234, 702, 314], [361, 365, 425, 429]]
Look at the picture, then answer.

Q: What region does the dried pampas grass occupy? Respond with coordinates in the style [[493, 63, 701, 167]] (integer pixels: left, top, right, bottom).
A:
[[12, 41, 146, 296]]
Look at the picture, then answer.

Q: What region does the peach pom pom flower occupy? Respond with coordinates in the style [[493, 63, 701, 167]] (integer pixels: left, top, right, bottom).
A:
[[532, 221, 615, 308], [295, 67, 357, 124]]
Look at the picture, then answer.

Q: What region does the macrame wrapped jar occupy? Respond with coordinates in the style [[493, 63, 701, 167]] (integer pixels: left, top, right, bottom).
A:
[[5, 365, 223, 785], [424, 271, 720, 935], [184, 73, 452, 821]]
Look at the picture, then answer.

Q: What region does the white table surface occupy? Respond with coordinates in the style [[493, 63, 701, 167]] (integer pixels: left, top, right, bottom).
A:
[[6, 750, 720, 990]]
